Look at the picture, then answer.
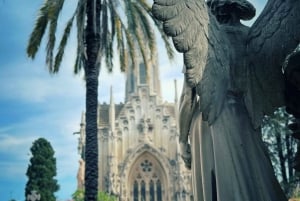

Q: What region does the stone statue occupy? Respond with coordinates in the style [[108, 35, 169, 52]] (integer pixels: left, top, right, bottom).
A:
[[77, 158, 85, 190], [152, 0, 300, 200], [26, 190, 40, 201]]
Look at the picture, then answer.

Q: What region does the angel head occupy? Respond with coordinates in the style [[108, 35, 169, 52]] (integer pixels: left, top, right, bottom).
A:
[[206, 0, 256, 24]]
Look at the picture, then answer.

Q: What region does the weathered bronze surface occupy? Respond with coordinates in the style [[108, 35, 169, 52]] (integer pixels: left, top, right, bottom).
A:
[[153, 0, 300, 200]]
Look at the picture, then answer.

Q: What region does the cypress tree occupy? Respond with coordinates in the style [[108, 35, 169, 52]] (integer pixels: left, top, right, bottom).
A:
[[25, 138, 59, 201]]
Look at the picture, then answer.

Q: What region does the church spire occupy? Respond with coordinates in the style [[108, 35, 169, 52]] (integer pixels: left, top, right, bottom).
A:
[[174, 79, 178, 104], [174, 79, 179, 122], [109, 86, 115, 131], [80, 111, 85, 127], [125, 57, 162, 101]]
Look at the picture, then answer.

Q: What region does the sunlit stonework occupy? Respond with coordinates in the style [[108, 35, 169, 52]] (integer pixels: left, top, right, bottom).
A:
[[76, 58, 192, 201]]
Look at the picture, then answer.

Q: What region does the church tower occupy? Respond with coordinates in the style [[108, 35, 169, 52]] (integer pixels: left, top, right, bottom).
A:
[[125, 57, 161, 102], [76, 58, 192, 201]]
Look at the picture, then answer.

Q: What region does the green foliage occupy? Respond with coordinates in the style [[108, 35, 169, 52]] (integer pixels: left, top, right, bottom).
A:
[[292, 186, 300, 198], [72, 189, 117, 201], [262, 107, 299, 196], [97, 191, 117, 201], [25, 138, 59, 201], [72, 189, 84, 201], [27, 0, 174, 75]]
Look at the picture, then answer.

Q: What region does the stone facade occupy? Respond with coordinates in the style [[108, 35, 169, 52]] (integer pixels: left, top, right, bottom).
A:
[[76, 59, 192, 201]]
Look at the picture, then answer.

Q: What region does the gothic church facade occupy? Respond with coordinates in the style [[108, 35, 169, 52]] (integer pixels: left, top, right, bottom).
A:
[[76, 59, 192, 201]]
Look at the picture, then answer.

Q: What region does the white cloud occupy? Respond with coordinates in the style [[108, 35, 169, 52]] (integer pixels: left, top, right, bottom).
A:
[[0, 134, 35, 158], [0, 134, 32, 148], [0, 134, 35, 181], [1, 47, 85, 105]]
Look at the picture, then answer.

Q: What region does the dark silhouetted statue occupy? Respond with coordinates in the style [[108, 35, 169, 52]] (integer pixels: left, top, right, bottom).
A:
[[152, 0, 300, 200]]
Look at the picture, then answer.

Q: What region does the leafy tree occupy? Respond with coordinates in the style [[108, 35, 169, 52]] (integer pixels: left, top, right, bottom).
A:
[[72, 189, 116, 201], [72, 189, 84, 201], [262, 107, 299, 196], [26, 1, 173, 201], [25, 138, 59, 201]]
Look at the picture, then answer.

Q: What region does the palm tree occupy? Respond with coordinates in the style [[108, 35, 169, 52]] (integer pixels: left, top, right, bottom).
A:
[[26, 0, 173, 201]]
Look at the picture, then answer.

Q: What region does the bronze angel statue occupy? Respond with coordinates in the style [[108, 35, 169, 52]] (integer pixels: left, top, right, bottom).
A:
[[152, 0, 300, 200]]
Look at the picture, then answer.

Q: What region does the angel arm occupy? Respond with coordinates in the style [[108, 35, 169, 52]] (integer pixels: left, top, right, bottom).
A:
[[179, 75, 197, 143], [178, 74, 197, 169]]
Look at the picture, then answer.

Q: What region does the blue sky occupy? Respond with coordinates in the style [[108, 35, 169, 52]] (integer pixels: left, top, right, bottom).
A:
[[0, 1, 266, 201]]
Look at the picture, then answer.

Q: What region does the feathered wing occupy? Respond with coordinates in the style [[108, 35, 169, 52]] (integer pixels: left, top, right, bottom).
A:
[[152, 0, 230, 124], [245, 0, 300, 128]]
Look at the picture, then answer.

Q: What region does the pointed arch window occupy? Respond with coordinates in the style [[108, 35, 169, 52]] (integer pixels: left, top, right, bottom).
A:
[[141, 180, 146, 201], [157, 179, 162, 201], [130, 72, 135, 93], [134, 180, 138, 201], [150, 180, 155, 201], [139, 63, 146, 84], [129, 154, 167, 201]]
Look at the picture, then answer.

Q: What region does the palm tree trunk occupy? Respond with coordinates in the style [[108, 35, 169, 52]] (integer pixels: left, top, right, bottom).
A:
[[84, 1, 101, 201]]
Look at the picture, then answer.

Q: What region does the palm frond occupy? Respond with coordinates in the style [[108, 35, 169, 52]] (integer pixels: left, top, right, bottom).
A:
[[138, 0, 174, 60], [110, 3, 132, 72], [46, 0, 65, 72], [75, 0, 86, 42], [124, 28, 136, 72], [133, 2, 156, 61], [101, 0, 114, 72], [114, 14, 127, 72], [105, 32, 114, 72], [27, 1, 50, 59], [149, 16, 174, 60], [108, 1, 116, 45], [101, 0, 108, 53], [128, 0, 174, 61], [74, 53, 83, 74], [28, 0, 173, 77], [130, 2, 151, 77], [75, 0, 87, 73], [54, 15, 75, 73], [124, 0, 136, 34], [136, 0, 151, 12]]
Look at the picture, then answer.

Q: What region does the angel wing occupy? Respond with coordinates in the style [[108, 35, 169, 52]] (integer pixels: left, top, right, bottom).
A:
[[152, 0, 231, 124], [245, 0, 300, 128]]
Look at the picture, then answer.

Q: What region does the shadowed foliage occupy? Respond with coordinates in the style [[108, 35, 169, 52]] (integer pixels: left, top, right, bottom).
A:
[[262, 107, 299, 196]]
